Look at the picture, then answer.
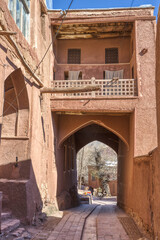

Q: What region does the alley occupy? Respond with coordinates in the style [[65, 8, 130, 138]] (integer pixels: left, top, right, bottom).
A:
[[33, 197, 144, 240]]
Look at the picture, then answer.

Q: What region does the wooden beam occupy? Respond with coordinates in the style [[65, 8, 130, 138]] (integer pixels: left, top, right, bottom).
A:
[[40, 85, 101, 94], [53, 23, 133, 34], [0, 31, 17, 36], [56, 32, 131, 40]]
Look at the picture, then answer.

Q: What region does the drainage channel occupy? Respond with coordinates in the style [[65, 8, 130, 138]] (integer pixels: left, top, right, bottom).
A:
[[81, 205, 101, 240]]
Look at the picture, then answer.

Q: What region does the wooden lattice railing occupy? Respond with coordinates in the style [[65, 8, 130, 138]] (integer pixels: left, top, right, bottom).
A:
[[51, 78, 138, 99]]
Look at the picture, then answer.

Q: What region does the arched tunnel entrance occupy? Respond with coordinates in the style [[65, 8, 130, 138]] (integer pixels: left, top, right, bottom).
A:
[[54, 116, 132, 211]]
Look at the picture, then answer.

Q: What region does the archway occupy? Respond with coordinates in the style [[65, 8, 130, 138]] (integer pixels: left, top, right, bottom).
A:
[[55, 122, 130, 210], [0, 68, 30, 166], [1, 68, 29, 137]]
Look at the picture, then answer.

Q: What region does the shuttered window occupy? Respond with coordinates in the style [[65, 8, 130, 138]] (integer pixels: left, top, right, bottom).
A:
[[68, 49, 81, 64], [105, 48, 119, 64]]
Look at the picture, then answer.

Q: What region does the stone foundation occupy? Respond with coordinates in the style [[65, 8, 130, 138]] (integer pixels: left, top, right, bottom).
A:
[[0, 160, 42, 224]]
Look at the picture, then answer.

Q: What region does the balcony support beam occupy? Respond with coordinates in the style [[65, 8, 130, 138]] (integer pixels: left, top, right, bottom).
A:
[[40, 85, 101, 94], [0, 31, 17, 35]]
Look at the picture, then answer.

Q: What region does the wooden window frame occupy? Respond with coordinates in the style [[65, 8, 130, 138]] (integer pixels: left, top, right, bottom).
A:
[[8, 0, 30, 40], [68, 49, 81, 64], [105, 48, 119, 64]]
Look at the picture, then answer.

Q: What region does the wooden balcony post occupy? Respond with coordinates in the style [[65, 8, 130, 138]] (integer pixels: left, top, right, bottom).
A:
[[91, 77, 96, 97]]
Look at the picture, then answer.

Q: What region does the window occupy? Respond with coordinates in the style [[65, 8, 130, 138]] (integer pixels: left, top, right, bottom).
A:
[[105, 48, 119, 64], [68, 49, 81, 64], [8, 0, 30, 40]]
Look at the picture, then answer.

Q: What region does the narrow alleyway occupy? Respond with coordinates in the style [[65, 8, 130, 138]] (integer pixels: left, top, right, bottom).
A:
[[32, 197, 145, 240]]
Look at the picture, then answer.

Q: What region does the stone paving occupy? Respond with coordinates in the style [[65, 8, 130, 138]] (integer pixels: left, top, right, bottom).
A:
[[48, 204, 97, 240], [29, 197, 145, 240], [96, 198, 129, 240]]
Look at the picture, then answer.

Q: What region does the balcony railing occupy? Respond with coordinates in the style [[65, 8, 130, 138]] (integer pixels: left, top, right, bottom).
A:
[[51, 79, 138, 99]]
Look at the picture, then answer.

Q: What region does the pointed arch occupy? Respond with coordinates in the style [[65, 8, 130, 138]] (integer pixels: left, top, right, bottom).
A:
[[59, 119, 129, 150], [2, 68, 29, 137]]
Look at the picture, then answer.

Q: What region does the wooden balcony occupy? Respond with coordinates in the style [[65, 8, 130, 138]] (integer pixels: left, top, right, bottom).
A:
[[51, 78, 138, 99]]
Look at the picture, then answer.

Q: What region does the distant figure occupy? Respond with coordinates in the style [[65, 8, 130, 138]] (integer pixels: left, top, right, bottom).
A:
[[81, 184, 85, 190], [97, 187, 103, 198], [89, 186, 94, 195]]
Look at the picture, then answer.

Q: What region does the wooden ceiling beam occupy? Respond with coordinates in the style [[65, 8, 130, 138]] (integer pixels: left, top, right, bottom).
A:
[[54, 26, 133, 34], [56, 31, 131, 40], [52, 22, 133, 39]]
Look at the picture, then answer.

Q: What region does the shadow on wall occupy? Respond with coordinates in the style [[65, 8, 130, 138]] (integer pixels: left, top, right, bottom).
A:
[[0, 159, 43, 224]]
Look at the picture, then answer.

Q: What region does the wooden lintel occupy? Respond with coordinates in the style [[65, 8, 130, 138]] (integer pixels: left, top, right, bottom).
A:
[[40, 85, 101, 94], [0, 31, 17, 36]]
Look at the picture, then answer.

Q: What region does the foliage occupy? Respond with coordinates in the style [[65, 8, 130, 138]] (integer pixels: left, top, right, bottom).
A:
[[77, 141, 117, 190]]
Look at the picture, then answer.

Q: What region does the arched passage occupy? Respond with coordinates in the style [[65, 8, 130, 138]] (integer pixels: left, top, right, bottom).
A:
[[1, 68, 29, 137], [55, 120, 131, 211]]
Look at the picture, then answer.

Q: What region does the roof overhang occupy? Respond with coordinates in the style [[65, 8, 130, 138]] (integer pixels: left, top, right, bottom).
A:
[[49, 7, 155, 40]]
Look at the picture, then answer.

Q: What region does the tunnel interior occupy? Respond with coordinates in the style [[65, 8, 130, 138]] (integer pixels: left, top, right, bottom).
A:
[[74, 124, 119, 154]]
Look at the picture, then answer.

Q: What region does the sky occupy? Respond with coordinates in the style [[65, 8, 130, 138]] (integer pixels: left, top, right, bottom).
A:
[[46, 0, 159, 18]]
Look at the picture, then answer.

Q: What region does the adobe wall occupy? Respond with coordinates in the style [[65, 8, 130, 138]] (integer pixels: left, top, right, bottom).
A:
[[134, 18, 157, 157], [57, 38, 130, 64], [0, 0, 56, 222], [150, 7, 160, 239], [55, 63, 130, 80], [54, 36, 131, 80], [123, 12, 160, 238], [128, 151, 160, 239], [117, 139, 131, 209], [131, 156, 153, 234]]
